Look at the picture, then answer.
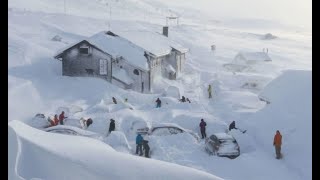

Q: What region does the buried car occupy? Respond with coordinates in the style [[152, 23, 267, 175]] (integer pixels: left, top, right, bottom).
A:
[[44, 125, 99, 138], [137, 123, 200, 140], [205, 133, 240, 159]]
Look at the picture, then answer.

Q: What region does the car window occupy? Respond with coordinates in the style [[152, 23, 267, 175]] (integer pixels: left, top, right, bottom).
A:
[[49, 129, 77, 135], [169, 127, 183, 134], [209, 135, 216, 141], [152, 127, 171, 136]]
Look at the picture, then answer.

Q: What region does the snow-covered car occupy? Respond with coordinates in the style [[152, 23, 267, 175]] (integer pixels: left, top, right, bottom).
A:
[[205, 133, 240, 159], [137, 123, 200, 140], [44, 125, 99, 138]]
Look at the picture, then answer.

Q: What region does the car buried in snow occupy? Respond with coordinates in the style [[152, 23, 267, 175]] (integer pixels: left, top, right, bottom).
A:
[[44, 125, 99, 138], [205, 133, 240, 159], [136, 123, 200, 140]]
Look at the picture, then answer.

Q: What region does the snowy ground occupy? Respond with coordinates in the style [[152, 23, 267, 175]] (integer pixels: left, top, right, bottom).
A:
[[8, 0, 311, 180]]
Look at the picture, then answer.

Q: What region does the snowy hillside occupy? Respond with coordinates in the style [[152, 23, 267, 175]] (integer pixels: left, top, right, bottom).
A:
[[8, 0, 311, 179]]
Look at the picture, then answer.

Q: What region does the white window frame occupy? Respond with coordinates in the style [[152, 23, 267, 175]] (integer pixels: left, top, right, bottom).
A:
[[79, 45, 90, 55], [99, 59, 108, 75]]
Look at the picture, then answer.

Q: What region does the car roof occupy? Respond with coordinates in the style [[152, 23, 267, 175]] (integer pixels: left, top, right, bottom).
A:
[[151, 123, 185, 130], [45, 125, 97, 136], [213, 133, 235, 140]]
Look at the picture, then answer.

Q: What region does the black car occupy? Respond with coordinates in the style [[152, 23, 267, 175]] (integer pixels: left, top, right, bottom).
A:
[[205, 133, 240, 159]]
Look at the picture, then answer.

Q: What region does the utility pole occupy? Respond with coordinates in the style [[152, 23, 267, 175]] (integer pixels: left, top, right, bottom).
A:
[[64, 0, 66, 15]]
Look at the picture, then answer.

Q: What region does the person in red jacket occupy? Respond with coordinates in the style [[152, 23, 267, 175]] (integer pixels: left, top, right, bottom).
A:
[[273, 130, 282, 159], [59, 111, 67, 125]]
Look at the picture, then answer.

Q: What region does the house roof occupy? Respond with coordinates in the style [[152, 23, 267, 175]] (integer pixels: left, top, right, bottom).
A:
[[54, 30, 188, 71], [117, 30, 188, 56], [88, 31, 150, 70], [235, 52, 271, 61]]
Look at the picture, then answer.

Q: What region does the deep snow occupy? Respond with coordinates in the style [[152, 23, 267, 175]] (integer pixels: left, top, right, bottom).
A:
[[8, 0, 311, 179]]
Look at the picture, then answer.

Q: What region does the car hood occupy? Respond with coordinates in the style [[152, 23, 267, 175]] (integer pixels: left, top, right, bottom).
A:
[[217, 141, 239, 154]]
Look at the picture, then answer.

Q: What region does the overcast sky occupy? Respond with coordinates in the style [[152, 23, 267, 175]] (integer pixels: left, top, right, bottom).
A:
[[162, 0, 312, 29]]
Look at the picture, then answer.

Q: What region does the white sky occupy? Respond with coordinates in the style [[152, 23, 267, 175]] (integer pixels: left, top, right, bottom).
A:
[[167, 0, 312, 29], [207, 0, 311, 28]]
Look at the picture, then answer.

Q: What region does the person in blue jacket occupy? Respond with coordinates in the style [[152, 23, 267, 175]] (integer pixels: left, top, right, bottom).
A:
[[136, 134, 144, 156]]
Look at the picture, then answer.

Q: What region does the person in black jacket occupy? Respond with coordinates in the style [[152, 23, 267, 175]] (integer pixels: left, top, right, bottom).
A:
[[229, 121, 237, 131], [112, 97, 117, 104], [86, 118, 93, 128], [142, 140, 150, 158], [180, 96, 186, 102], [109, 119, 115, 133], [155, 98, 161, 108]]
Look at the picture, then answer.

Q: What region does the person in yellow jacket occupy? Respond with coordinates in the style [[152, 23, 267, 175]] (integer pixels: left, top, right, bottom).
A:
[[208, 84, 212, 98], [273, 130, 282, 159]]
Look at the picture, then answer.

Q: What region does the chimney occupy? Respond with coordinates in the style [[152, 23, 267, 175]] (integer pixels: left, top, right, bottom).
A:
[[163, 26, 168, 37]]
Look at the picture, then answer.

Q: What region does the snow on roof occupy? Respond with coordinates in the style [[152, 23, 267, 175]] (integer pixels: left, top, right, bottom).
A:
[[117, 30, 188, 56], [235, 51, 271, 61], [54, 40, 82, 58], [112, 68, 134, 85], [87, 31, 149, 70], [55, 31, 188, 70]]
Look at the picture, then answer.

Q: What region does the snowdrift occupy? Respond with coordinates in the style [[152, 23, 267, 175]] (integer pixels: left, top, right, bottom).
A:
[[8, 120, 223, 180], [246, 70, 312, 180]]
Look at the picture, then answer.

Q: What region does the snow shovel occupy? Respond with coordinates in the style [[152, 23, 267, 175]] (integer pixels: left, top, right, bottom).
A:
[[237, 128, 247, 134]]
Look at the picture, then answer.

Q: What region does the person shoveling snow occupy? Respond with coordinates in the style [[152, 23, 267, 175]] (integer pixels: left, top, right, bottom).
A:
[[80, 118, 93, 129], [229, 121, 246, 133], [58, 111, 68, 125]]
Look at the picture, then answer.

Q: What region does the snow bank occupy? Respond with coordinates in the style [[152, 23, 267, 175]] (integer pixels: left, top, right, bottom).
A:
[[164, 86, 181, 98], [8, 76, 44, 121], [233, 51, 272, 65], [246, 70, 312, 180], [9, 120, 223, 180], [105, 131, 132, 153], [112, 68, 134, 85]]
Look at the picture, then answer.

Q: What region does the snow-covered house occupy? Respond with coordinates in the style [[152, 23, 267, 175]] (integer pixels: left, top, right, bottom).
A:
[[54, 30, 188, 93], [233, 51, 271, 65]]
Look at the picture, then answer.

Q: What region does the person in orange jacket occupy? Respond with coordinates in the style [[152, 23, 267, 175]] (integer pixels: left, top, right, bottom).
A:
[[273, 130, 282, 159], [53, 114, 59, 126], [44, 114, 59, 128]]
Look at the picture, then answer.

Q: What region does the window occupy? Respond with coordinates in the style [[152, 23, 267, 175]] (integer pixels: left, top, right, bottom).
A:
[[99, 59, 108, 75], [79, 47, 89, 54], [133, 69, 139, 75]]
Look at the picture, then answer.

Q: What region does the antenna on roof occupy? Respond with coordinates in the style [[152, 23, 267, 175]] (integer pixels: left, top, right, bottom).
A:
[[105, 2, 112, 31]]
